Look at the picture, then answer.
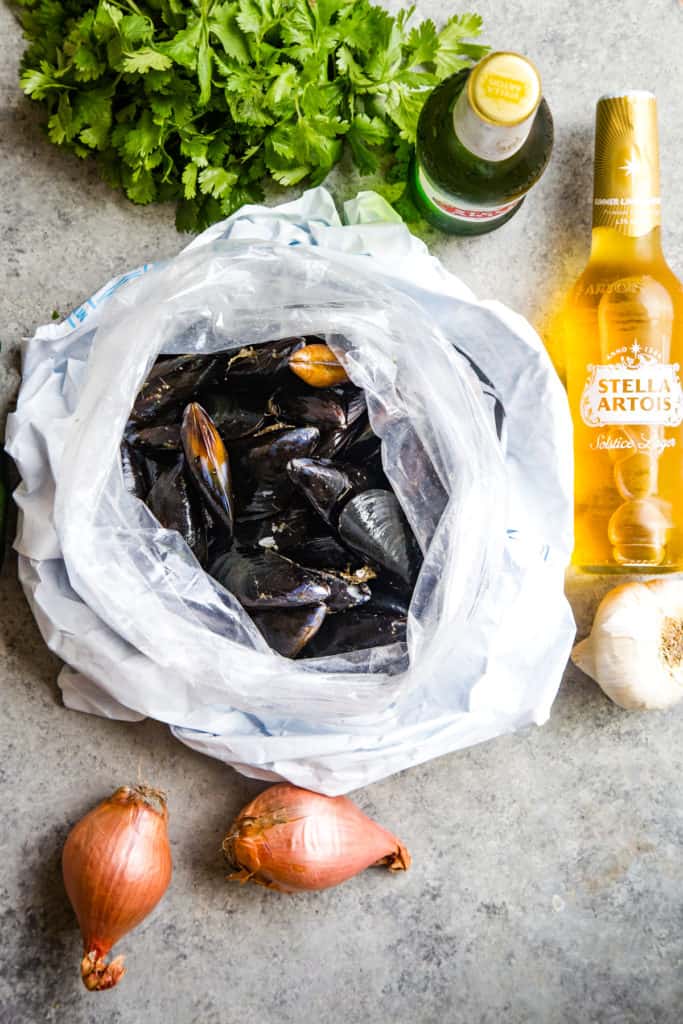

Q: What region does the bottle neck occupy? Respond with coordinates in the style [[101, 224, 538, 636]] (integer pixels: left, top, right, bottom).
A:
[[590, 225, 664, 264], [452, 87, 535, 162], [590, 92, 662, 264]]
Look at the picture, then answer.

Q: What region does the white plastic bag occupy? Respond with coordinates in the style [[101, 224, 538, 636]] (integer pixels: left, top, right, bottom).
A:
[[6, 187, 575, 794]]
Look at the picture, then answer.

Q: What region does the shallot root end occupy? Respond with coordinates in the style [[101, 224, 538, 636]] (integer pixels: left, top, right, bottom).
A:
[[80, 951, 126, 991], [376, 843, 412, 872]]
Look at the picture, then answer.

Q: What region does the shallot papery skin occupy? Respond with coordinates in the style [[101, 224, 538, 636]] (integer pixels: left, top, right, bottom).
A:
[[62, 785, 172, 991], [223, 783, 411, 892]]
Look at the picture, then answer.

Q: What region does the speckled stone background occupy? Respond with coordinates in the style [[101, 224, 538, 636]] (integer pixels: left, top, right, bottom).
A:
[[2, 2, 683, 1022]]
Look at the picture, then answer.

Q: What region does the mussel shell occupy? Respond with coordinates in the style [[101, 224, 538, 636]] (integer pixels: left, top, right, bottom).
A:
[[251, 605, 327, 658], [223, 338, 306, 385], [235, 482, 294, 522], [344, 387, 367, 427], [268, 388, 347, 428], [289, 343, 349, 388], [120, 441, 149, 499], [302, 609, 407, 658], [287, 457, 369, 525], [131, 354, 217, 423], [285, 534, 365, 573], [203, 390, 268, 440], [126, 424, 182, 451], [181, 403, 235, 540], [147, 458, 208, 564], [338, 489, 419, 584], [210, 549, 331, 608], [235, 505, 313, 552], [368, 579, 411, 617], [241, 427, 320, 485]]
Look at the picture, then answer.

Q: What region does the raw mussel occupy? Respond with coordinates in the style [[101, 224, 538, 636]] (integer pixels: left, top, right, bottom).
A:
[[285, 534, 366, 573], [131, 354, 217, 423], [147, 458, 208, 565], [126, 424, 182, 452], [289, 343, 349, 388], [210, 549, 331, 608], [203, 390, 268, 441], [338, 489, 419, 585], [287, 457, 370, 526], [181, 403, 235, 541], [223, 338, 306, 386], [240, 427, 320, 485], [268, 387, 347, 428], [120, 441, 150, 499], [251, 605, 327, 658], [303, 609, 407, 658]]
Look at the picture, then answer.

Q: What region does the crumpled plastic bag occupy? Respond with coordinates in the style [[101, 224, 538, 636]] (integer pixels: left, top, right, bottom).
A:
[[6, 187, 575, 795]]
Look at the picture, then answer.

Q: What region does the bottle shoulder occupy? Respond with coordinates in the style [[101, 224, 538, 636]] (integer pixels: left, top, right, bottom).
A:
[[415, 76, 553, 204]]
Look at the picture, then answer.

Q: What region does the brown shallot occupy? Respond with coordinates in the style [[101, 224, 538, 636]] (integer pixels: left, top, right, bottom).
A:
[[223, 783, 410, 892], [62, 785, 172, 991]]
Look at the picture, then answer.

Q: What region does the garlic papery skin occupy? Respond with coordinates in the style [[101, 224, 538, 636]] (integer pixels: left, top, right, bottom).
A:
[[571, 579, 683, 710]]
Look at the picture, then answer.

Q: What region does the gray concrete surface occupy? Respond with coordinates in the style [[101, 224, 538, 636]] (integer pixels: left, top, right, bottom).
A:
[[2, 1, 683, 1022]]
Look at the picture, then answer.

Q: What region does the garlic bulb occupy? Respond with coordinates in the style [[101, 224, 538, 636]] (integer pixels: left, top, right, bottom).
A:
[[572, 579, 683, 710]]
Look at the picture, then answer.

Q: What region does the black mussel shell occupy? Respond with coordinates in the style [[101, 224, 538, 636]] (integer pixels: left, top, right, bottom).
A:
[[241, 427, 320, 485], [268, 388, 347, 428], [368, 579, 411, 617], [285, 534, 365, 573], [235, 505, 313, 552], [286, 457, 369, 525], [235, 480, 294, 522], [181, 403, 235, 541], [251, 605, 327, 658], [223, 338, 306, 385], [203, 390, 268, 440], [131, 354, 217, 424], [147, 458, 208, 564], [302, 609, 407, 658], [120, 441, 149, 499], [210, 549, 331, 608], [126, 424, 181, 451], [314, 426, 350, 460], [338, 489, 419, 584], [344, 387, 367, 427]]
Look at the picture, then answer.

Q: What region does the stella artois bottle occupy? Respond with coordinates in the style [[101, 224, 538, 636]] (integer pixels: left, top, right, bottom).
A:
[[562, 92, 683, 570]]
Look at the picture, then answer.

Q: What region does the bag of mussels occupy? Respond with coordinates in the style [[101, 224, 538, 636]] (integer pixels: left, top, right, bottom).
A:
[[7, 189, 575, 794]]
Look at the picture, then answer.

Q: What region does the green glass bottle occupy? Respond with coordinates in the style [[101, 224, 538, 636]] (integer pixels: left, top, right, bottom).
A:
[[411, 51, 554, 236]]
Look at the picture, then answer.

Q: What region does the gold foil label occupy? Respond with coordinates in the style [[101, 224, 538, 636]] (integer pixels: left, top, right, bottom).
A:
[[593, 93, 661, 237]]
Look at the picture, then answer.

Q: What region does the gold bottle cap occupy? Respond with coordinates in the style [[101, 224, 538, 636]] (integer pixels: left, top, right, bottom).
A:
[[593, 91, 661, 237], [468, 52, 541, 127]]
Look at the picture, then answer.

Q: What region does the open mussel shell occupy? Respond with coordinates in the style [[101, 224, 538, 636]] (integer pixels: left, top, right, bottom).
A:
[[251, 605, 327, 658], [223, 338, 306, 385], [210, 549, 331, 608], [120, 441, 150, 499], [268, 387, 347, 428], [126, 424, 182, 451], [241, 427, 320, 485], [338, 489, 419, 585], [302, 609, 407, 658], [289, 343, 349, 388], [203, 390, 268, 440], [131, 354, 217, 424], [286, 457, 369, 525], [147, 458, 208, 565], [182, 403, 235, 541]]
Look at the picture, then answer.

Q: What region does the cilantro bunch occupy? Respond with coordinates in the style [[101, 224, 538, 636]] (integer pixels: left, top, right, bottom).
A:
[[17, 0, 487, 231]]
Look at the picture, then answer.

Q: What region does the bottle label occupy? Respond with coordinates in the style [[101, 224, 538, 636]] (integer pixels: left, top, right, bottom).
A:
[[452, 88, 534, 162], [593, 93, 661, 237], [415, 165, 523, 224], [581, 344, 683, 428]]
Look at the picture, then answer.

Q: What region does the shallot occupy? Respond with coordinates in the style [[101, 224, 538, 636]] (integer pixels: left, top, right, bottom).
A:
[[223, 783, 411, 892]]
